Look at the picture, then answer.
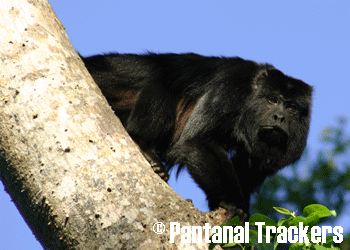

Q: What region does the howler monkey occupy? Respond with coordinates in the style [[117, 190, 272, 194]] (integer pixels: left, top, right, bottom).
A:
[[82, 52, 313, 220]]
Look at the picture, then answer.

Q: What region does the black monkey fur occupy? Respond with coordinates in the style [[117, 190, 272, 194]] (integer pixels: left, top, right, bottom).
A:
[[81, 52, 312, 220]]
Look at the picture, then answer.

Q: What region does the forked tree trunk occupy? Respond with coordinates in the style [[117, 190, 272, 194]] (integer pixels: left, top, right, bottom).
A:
[[0, 0, 224, 249]]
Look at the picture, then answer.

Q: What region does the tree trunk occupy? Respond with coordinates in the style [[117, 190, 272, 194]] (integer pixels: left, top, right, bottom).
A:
[[0, 1, 224, 249]]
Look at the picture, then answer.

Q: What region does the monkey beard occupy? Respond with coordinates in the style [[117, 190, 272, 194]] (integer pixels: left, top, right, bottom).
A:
[[251, 126, 289, 173], [258, 126, 288, 148]]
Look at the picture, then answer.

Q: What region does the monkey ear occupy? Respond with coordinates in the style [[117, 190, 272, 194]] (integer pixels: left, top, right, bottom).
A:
[[258, 69, 269, 79], [253, 69, 270, 90], [254, 69, 269, 87]]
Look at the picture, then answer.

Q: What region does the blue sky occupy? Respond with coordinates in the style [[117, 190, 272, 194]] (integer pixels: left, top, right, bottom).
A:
[[0, 1, 349, 249]]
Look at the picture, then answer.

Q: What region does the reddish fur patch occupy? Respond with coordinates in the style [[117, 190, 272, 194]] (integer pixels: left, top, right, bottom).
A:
[[173, 97, 197, 141], [102, 88, 140, 110]]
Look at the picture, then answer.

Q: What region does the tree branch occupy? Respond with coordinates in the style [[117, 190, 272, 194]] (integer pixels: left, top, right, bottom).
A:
[[0, 0, 225, 249]]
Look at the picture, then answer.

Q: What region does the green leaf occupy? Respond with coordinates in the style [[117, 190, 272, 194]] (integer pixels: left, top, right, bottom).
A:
[[289, 242, 306, 250], [249, 229, 273, 250], [273, 207, 292, 215], [314, 245, 330, 250], [330, 210, 337, 217], [303, 204, 335, 219], [249, 214, 277, 227], [224, 216, 240, 226], [221, 242, 241, 248], [324, 235, 335, 246], [208, 242, 216, 250], [289, 216, 308, 227], [277, 217, 293, 227], [304, 214, 320, 228]]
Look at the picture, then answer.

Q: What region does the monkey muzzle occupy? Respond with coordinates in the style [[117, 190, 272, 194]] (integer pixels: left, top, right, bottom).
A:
[[258, 126, 288, 148]]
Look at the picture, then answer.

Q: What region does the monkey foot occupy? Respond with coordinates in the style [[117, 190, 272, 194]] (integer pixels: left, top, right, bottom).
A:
[[151, 163, 169, 182], [219, 201, 249, 225], [141, 149, 169, 182]]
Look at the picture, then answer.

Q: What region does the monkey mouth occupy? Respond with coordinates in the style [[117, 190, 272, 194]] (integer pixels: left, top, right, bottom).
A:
[[258, 126, 288, 146]]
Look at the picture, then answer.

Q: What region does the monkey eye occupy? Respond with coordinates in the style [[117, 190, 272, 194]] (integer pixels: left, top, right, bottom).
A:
[[287, 103, 298, 112], [267, 96, 278, 105]]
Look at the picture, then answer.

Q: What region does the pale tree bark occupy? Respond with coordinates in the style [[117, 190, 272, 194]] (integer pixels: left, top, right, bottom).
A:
[[0, 0, 225, 249]]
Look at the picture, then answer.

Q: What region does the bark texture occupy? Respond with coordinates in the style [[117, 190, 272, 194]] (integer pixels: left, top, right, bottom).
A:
[[0, 1, 225, 249]]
